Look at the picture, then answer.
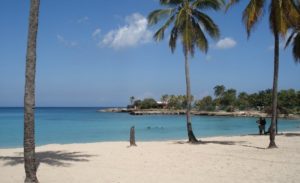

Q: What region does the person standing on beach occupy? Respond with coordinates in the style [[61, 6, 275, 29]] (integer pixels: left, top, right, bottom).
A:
[[256, 117, 266, 135], [261, 118, 267, 134]]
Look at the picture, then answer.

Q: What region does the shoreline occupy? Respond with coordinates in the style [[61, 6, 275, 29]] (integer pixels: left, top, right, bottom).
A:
[[1, 132, 300, 183], [98, 108, 300, 119], [2, 130, 300, 150]]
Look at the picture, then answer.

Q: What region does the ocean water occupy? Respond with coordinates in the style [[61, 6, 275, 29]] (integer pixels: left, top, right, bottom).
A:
[[1, 107, 300, 148]]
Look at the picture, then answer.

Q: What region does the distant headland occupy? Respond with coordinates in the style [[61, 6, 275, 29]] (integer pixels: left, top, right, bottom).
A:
[[99, 85, 300, 119], [98, 108, 300, 120]]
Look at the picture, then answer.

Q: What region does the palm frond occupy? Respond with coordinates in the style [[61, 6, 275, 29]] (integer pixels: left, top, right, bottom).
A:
[[153, 15, 176, 41], [174, 6, 185, 28], [160, 0, 183, 6], [192, 9, 220, 40], [284, 0, 300, 27], [169, 27, 179, 52], [191, 17, 209, 53], [269, 0, 289, 37], [148, 8, 176, 25], [292, 31, 300, 63], [192, 0, 225, 10], [285, 30, 297, 48], [182, 14, 194, 56], [242, 0, 265, 37], [225, 0, 240, 11]]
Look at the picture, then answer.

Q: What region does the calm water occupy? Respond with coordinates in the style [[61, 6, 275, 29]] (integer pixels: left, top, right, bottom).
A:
[[1, 107, 300, 148]]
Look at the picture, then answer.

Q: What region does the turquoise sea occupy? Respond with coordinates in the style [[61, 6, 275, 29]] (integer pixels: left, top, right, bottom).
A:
[[1, 107, 300, 148]]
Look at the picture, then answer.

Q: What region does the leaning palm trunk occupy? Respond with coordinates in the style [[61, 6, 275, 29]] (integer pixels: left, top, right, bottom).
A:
[[184, 54, 198, 143], [269, 32, 279, 148], [24, 0, 40, 182]]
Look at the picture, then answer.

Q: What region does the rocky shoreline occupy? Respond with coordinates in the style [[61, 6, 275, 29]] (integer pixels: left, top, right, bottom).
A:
[[98, 108, 300, 119]]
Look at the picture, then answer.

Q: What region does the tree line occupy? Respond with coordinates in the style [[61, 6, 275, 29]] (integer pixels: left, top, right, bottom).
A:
[[129, 95, 194, 110], [194, 85, 300, 114], [129, 85, 300, 115]]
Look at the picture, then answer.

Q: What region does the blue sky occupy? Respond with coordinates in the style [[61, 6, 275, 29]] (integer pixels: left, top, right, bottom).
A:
[[0, 0, 299, 107]]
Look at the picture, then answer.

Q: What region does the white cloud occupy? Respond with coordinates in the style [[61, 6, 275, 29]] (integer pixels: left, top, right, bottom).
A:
[[100, 13, 152, 49], [57, 34, 78, 47], [77, 16, 89, 24], [215, 37, 237, 49], [92, 28, 101, 38]]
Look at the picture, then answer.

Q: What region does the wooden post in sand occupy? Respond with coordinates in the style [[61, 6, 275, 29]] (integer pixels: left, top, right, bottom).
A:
[[130, 126, 137, 146]]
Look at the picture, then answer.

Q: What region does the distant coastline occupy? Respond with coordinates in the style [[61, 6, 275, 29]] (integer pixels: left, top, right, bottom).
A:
[[98, 108, 300, 120]]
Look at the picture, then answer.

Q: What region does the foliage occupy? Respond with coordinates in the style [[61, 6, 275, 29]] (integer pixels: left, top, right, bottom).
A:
[[194, 85, 300, 113], [236, 92, 249, 110], [140, 98, 159, 109], [161, 94, 170, 103], [133, 100, 142, 109], [214, 85, 225, 98], [167, 95, 194, 110], [130, 96, 135, 105], [194, 96, 215, 111], [220, 89, 236, 108], [131, 98, 158, 109], [247, 89, 272, 109], [148, 0, 223, 57], [285, 1, 300, 63]]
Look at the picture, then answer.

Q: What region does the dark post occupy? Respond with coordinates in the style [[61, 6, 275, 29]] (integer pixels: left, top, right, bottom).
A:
[[130, 126, 137, 146]]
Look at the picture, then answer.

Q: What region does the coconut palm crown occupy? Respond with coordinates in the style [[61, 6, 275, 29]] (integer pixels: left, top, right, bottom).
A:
[[148, 0, 224, 143], [148, 0, 223, 56]]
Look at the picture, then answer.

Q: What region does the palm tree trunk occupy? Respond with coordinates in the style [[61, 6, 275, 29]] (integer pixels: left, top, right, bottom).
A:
[[269, 32, 279, 149], [184, 54, 198, 143], [24, 0, 40, 182]]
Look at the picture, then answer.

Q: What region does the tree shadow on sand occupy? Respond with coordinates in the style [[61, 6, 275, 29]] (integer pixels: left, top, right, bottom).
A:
[[0, 151, 95, 168], [173, 140, 245, 146], [173, 140, 269, 150], [284, 133, 300, 137]]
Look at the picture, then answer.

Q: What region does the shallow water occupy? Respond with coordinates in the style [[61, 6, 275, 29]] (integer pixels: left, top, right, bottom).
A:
[[1, 107, 300, 148]]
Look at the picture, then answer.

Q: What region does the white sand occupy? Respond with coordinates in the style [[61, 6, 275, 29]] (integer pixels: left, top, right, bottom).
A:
[[1, 133, 300, 183]]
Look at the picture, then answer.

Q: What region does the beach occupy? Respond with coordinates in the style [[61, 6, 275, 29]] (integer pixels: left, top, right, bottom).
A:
[[1, 133, 300, 183]]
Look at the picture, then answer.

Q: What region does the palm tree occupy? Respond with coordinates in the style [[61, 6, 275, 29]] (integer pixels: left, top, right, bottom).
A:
[[148, 0, 224, 143], [227, 0, 299, 148], [24, 0, 40, 182], [130, 96, 135, 105], [214, 85, 225, 98]]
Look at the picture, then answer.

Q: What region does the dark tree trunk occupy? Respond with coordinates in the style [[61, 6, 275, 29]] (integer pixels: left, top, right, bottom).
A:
[[184, 54, 198, 143], [24, 0, 40, 182], [130, 126, 137, 146], [276, 112, 278, 134], [269, 32, 279, 149]]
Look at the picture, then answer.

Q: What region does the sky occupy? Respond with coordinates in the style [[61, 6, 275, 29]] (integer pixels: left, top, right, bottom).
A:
[[0, 0, 299, 107]]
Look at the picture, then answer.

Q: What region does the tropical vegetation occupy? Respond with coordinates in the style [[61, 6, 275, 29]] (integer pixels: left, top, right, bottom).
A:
[[194, 85, 300, 115], [129, 86, 300, 115]]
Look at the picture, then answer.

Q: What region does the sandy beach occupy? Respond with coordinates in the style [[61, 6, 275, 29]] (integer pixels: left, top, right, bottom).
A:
[[1, 133, 300, 183]]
